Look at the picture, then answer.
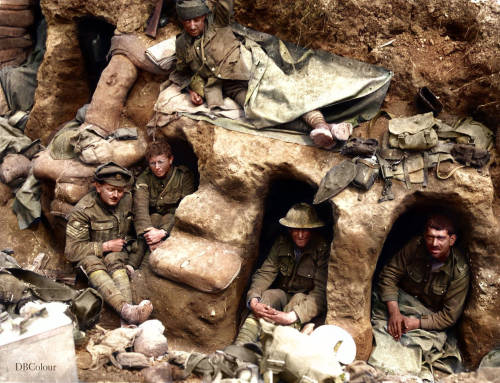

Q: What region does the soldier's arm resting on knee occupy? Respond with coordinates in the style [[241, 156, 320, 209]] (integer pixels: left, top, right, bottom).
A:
[[290, 244, 329, 324], [378, 245, 410, 339], [246, 240, 282, 309]]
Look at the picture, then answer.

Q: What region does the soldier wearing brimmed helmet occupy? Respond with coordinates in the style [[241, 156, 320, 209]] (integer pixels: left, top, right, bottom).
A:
[[65, 162, 154, 325], [234, 203, 330, 345]]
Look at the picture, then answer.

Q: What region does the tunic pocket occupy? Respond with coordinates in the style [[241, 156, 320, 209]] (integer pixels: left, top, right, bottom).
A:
[[90, 220, 114, 242]]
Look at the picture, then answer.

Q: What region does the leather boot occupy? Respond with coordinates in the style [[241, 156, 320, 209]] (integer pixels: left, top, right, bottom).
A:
[[302, 110, 335, 148], [111, 269, 133, 304]]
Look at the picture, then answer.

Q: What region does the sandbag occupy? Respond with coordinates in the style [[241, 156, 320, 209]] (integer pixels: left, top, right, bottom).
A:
[[49, 198, 74, 219], [388, 112, 438, 150], [0, 9, 34, 27], [84, 54, 138, 135], [0, 0, 32, 10], [33, 149, 95, 181], [0, 152, 30, 183], [0, 26, 27, 37], [0, 34, 31, 49], [54, 176, 92, 204], [0, 50, 28, 68], [149, 231, 242, 293], [0, 46, 25, 61]]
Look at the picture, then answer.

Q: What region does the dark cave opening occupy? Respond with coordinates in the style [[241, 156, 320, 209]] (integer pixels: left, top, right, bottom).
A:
[[76, 16, 115, 98], [255, 177, 334, 272], [373, 199, 471, 288]]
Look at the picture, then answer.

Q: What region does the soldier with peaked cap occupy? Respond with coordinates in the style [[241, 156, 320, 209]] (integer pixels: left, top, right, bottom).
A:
[[65, 162, 153, 324], [235, 202, 330, 345]]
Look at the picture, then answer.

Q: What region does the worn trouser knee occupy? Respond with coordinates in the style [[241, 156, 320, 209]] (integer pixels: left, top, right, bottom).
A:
[[284, 292, 307, 313], [223, 79, 248, 107], [79, 256, 107, 275], [261, 289, 289, 311], [103, 251, 128, 274], [151, 213, 175, 234]]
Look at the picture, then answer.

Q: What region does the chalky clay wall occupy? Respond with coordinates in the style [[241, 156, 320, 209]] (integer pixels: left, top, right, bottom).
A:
[[27, 0, 500, 367]]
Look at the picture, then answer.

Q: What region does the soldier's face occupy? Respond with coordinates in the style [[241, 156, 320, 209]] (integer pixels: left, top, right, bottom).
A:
[[95, 182, 125, 207], [182, 15, 206, 37], [424, 227, 456, 262], [149, 154, 173, 178], [289, 228, 312, 248]]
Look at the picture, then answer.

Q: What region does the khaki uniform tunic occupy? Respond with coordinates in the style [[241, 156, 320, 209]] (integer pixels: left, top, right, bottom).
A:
[[133, 165, 195, 236], [65, 190, 134, 275], [174, 0, 250, 106], [378, 236, 470, 330], [246, 233, 330, 323]]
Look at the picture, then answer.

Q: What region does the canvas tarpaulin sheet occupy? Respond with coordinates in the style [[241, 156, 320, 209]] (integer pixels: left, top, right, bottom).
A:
[[153, 24, 392, 145], [368, 290, 463, 381]]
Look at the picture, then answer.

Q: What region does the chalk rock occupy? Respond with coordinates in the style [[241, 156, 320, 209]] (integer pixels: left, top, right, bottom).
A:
[[134, 319, 168, 358]]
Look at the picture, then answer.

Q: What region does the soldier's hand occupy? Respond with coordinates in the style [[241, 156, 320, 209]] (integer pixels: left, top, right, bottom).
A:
[[144, 228, 167, 245], [402, 316, 420, 333], [387, 312, 405, 341], [250, 298, 277, 318], [264, 310, 298, 325], [188, 89, 204, 106], [103, 239, 126, 253]]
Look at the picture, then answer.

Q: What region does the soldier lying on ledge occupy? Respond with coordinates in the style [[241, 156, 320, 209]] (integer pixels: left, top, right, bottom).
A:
[[131, 139, 195, 269], [235, 203, 330, 345], [173, 0, 373, 149], [65, 162, 153, 325], [369, 214, 470, 380]]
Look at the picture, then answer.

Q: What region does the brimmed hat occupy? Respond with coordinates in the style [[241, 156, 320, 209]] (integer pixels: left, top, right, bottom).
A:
[[279, 203, 325, 229], [176, 0, 210, 21], [94, 162, 133, 187]]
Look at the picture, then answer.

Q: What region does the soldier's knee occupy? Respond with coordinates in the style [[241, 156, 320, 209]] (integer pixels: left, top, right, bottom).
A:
[[79, 256, 106, 275], [261, 289, 288, 309], [103, 251, 128, 273]]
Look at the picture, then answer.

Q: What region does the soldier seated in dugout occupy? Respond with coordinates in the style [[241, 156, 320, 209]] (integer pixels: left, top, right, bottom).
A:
[[65, 162, 153, 325], [234, 203, 330, 345], [369, 213, 470, 377], [131, 139, 195, 269]]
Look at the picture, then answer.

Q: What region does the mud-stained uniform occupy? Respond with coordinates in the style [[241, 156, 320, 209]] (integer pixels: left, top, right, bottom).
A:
[[174, 0, 251, 107], [378, 236, 470, 330], [246, 233, 330, 324], [65, 190, 135, 275], [131, 165, 195, 267]]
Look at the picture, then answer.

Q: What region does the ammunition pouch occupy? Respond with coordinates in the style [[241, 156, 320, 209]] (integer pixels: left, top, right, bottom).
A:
[[451, 144, 490, 168], [352, 159, 379, 191], [388, 112, 438, 150], [340, 137, 378, 157]]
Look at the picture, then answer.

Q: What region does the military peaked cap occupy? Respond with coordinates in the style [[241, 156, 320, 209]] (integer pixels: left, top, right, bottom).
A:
[[94, 162, 133, 187]]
